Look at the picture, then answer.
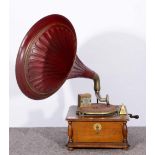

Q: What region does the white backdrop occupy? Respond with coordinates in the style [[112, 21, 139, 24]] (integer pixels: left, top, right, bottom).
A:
[[10, 0, 145, 127]]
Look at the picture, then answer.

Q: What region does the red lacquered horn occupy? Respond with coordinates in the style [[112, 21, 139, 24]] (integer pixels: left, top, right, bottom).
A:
[[15, 14, 108, 103]]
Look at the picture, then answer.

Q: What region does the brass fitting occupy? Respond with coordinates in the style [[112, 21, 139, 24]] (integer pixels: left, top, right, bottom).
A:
[[93, 73, 109, 105], [93, 74, 100, 92]]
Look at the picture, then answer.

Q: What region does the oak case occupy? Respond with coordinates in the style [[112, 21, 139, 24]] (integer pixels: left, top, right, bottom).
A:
[[66, 106, 129, 150]]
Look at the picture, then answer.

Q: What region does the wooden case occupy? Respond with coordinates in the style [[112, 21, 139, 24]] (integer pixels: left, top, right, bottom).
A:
[[66, 105, 129, 150]]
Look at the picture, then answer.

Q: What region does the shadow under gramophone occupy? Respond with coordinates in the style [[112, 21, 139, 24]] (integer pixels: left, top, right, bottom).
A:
[[69, 31, 145, 124], [23, 88, 65, 127]]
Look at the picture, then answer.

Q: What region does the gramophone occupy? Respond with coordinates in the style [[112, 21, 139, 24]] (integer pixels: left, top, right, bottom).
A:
[[16, 14, 139, 150]]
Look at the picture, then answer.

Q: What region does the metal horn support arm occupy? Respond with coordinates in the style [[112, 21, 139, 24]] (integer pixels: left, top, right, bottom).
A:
[[93, 74, 109, 104]]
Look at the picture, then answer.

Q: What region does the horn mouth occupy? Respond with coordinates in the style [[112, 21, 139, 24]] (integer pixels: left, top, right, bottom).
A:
[[15, 14, 77, 99]]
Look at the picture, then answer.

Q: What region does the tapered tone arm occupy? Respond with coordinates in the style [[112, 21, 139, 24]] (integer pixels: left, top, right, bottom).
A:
[[93, 74, 109, 104]]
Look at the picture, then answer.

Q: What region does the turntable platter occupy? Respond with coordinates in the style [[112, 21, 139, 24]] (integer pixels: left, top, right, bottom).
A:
[[77, 103, 118, 116]]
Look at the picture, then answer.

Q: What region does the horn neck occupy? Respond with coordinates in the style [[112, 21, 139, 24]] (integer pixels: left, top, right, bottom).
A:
[[68, 56, 109, 104]]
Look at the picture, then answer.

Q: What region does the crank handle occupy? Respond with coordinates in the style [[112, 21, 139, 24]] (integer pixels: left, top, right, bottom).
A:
[[128, 114, 139, 119]]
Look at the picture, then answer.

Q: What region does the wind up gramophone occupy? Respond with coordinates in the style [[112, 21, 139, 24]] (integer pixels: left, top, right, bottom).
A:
[[16, 14, 139, 150]]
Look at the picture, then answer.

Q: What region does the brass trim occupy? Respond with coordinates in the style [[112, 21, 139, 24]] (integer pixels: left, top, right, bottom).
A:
[[119, 104, 127, 115], [81, 110, 117, 115], [93, 123, 102, 132]]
